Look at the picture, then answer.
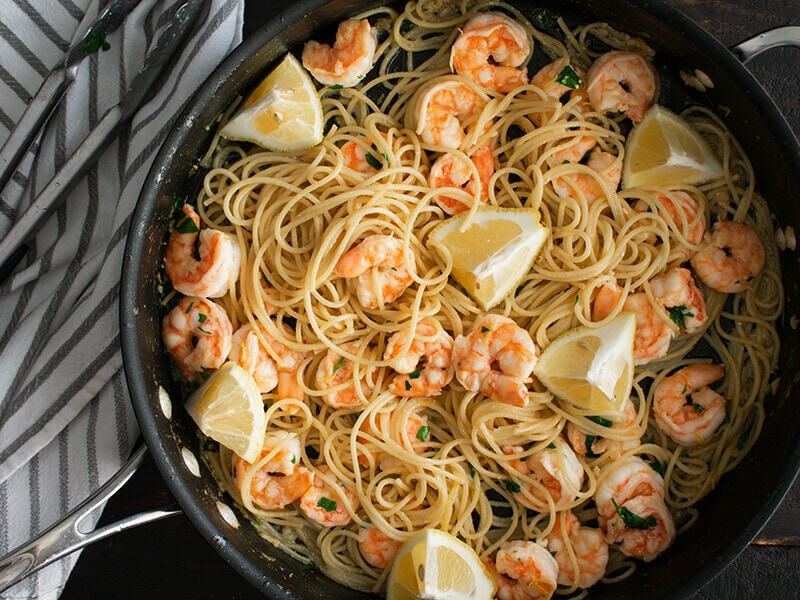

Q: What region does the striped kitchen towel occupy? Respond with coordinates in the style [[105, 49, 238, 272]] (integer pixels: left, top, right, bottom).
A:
[[0, 0, 243, 597]]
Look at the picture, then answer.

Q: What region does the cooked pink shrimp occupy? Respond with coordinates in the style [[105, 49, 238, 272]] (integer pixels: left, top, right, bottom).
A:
[[429, 143, 495, 215], [233, 431, 314, 511], [653, 363, 726, 446], [334, 234, 416, 309], [545, 511, 608, 589], [486, 540, 559, 600], [342, 132, 389, 173], [690, 220, 766, 293], [585, 51, 656, 123], [411, 80, 488, 149], [450, 12, 531, 93], [633, 192, 706, 260], [229, 324, 279, 393], [358, 526, 402, 569], [301, 19, 377, 87], [552, 146, 622, 204], [505, 443, 585, 509], [567, 398, 643, 460], [316, 342, 377, 409], [383, 319, 454, 397], [593, 285, 673, 365], [602, 493, 676, 562], [164, 204, 241, 298], [594, 455, 666, 521], [256, 324, 308, 406], [649, 267, 708, 334], [162, 296, 233, 380], [453, 315, 538, 406], [300, 466, 360, 527]]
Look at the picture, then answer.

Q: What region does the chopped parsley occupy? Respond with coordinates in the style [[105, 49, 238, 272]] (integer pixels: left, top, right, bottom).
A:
[[588, 416, 613, 428], [585, 435, 599, 458], [332, 357, 347, 373], [416, 425, 430, 441], [82, 31, 110, 53], [669, 305, 694, 330], [198, 326, 211, 335], [197, 312, 207, 323], [329, 84, 343, 90], [502, 479, 521, 493], [365, 151, 383, 170], [557, 65, 582, 89], [692, 403, 705, 413], [399, 19, 414, 33], [175, 214, 199, 234], [612, 498, 657, 530], [408, 370, 422, 379], [547, 442, 557, 449], [481, 326, 490, 333], [467, 462, 476, 477], [317, 497, 337, 512]]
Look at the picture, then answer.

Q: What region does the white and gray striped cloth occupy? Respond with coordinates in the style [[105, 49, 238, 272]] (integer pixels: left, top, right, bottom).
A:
[[0, 0, 243, 597]]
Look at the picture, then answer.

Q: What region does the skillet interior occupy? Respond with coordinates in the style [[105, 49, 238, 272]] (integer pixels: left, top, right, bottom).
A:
[[120, 0, 800, 598]]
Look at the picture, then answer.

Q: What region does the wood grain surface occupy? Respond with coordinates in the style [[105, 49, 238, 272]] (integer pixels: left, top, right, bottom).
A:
[[60, 0, 800, 597]]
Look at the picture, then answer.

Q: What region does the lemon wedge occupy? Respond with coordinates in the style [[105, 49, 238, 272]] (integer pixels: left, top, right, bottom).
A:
[[387, 529, 496, 600], [621, 104, 723, 189], [184, 362, 265, 463], [428, 207, 549, 310], [533, 313, 635, 416], [220, 53, 324, 152]]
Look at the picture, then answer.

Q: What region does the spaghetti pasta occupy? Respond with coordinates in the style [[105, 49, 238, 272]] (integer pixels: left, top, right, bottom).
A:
[[162, 1, 783, 597]]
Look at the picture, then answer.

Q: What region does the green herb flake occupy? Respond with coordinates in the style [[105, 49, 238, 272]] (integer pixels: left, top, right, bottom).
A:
[[467, 462, 476, 477], [408, 370, 422, 380], [399, 19, 414, 33], [329, 84, 343, 90], [198, 326, 211, 335], [416, 425, 430, 441], [197, 312, 208, 324], [332, 357, 347, 373], [612, 498, 657, 530], [556, 65, 582, 89], [503, 479, 521, 493], [175, 215, 199, 234], [585, 435, 599, 458], [405, 380, 412, 391], [317, 497, 337, 512], [669, 305, 694, 330], [481, 326, 490, 333], [692, 403, 705, 413], [184, 301, 195, 314], [547, 442, 556, 449], [365, 152, 383, 170], [587, 416, 613, 428], [82, 30, 110, 53]]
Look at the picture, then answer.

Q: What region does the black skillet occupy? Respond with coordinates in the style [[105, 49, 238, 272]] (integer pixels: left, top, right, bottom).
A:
[[120, 0, 800, 598]]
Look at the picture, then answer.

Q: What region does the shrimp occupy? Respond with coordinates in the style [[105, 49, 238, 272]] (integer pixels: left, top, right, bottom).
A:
[[649, 267, 708, 334], [410, 80, 488, 149], [602, 493, 676, 562], [505, 443, 585, 510], [585, 51, 656, 123], [652, 363, 726, 446], [383, 319, 455, 397], [358, 526, 402, 569], [229, 324, 279, 393], [342, 133, 389, 173], [257, 324, 309, 406], [567, 398, 643, 461], [233, 431, 314, 511], [162, 296, 233, 380], [316, 342, 377, 409], [594, 455, 666, 522], [453, 314, 538, 407], [450, 12, 531, 93], [164, 204, 241, 298], [299, 466, 360, 527], [593, 285, 673, 365], [545, 511, 608, 589], [551, 146, 622, 204], [301, 19, 377, 87], [333, 234, 416, 309], [689, 220, 766, 293], [633, 192, 706, 260], [486, 540, 559, 600], [429, 143, 495, 215]]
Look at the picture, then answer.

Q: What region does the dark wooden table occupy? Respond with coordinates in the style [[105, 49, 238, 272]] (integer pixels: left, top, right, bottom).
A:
[[62, 0, 800, 597]]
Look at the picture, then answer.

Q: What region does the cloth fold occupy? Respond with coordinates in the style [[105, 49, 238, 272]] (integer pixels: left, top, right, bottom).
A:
[[0, 0, 244, 597]]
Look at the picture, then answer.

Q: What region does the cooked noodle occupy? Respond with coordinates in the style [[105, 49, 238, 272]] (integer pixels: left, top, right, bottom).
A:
[[168, 0, 784, 596]]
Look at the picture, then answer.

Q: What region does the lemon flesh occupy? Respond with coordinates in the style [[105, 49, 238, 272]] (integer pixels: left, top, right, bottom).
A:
[[185, 362, 265, 462], [387, 529, 496, 600], [534, 313, 636, 417], [428, 207, 549, 310], [622, 104, 723, 189], [220, 53, 323, 152]]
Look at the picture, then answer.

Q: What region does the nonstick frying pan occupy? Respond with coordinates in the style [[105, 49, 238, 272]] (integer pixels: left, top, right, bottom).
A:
[[120, 0, 800, 598]]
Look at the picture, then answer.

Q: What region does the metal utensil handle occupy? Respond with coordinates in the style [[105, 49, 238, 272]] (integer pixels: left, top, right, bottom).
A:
[[732, 25, 800, 63], [0, 446, 180, 593]]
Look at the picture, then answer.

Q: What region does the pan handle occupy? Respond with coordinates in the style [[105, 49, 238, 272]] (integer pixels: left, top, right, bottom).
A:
[[0, 445, 181, 594], [731, 25, 800, 63]]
